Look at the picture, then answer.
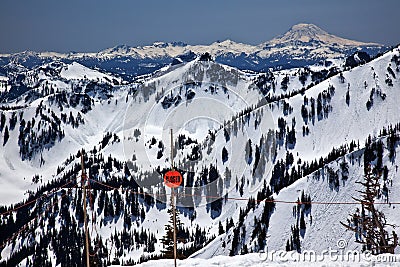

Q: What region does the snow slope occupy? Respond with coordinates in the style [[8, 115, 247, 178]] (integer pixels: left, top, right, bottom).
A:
[[60, 62, 120, 83], [121, 252, 400, 267], [190, 46, 400, 257], [1, 44, 400, 266]]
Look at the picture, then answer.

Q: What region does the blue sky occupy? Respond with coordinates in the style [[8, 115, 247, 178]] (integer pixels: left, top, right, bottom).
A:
[[0, 0, 399, 53]]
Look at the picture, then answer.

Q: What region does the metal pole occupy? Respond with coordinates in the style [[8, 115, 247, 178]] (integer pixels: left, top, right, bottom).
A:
[[81, 153, 90, 267], [172, 188, 177, 267], [170, 129, 174, 170], [170, 129, 177, 267]]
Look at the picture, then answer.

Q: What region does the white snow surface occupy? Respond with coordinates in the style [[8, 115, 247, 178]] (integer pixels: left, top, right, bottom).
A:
[[189, 46, 400, 258], [267, 23, 378, 46], [117, 252, 400, 267], [0, 24, 382, 61], [1, 45, 400, 265], [60, 62, 120, 83]]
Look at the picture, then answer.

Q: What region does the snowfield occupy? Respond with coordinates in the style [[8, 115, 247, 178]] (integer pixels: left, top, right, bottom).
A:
[[60, 62, 121, 84], [0, 33, 399, 266], [119, 252, 400, 267]]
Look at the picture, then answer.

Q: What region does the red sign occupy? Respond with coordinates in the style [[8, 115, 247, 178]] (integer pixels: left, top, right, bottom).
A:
[[164, 170, 182, 188]]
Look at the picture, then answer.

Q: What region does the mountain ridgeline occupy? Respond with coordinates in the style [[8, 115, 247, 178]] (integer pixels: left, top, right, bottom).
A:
[[0, 23, 386, 80], [0, 25, 400, 266]]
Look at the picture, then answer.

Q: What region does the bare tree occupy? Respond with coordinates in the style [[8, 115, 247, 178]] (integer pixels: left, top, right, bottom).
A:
[[341, 166, 398, 254]]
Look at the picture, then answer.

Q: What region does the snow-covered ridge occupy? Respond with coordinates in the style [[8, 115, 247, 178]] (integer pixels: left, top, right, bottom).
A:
[[0, 23, 383, 60], [267, 23, 379, 46], [1, 40, 399, 266], [59, 62, 120, 83], [0, 23, 386, 78], [85, 24, 383, 59]]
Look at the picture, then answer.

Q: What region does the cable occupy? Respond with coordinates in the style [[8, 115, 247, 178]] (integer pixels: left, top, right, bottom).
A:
[[89, 178, 400, 206], [0, 179, 74, 217], [0, 183, 78, 249], [90, 179, 169, 198]]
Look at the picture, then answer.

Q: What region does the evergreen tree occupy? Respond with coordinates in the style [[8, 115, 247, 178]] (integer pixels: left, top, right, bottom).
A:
[[0, 113, 5, 131], [346, 89, 350, 106], [222, 146, 229, 164], [224, 127, 230, 142], [160, 196, 183, 259], [286, 240, 291, 251], [3, 125, 9, 145], [245, 139, 252, 164], [218, 221, 224, 235], [300, 210, 306, 230]]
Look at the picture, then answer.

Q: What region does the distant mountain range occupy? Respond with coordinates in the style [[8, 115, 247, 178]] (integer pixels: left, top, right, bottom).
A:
[[0, 24, 387, 80]]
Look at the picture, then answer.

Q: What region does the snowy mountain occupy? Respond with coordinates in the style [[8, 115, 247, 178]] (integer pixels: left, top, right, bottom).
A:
[[267, 23, 376, 46], [0, 24, 386, 79], [257, 23, 381, 61], [0, 32, 400, 266]]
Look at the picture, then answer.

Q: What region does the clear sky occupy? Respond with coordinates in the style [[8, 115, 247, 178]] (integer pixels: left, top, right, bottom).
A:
[[0, 0, 399, 53]]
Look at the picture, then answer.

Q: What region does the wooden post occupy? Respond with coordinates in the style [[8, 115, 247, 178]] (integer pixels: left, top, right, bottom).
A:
[[81, 153, 90, 267], [170, 129, 177, 267], [172, 188, 177, 267], [170, 129, 174, 170]]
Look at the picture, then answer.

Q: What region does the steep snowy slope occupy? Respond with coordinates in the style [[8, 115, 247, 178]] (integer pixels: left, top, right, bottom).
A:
[[191, 46, 400, 257], [1, 45, 400, 266], [0, 61, 124, 204], [0, 57, 270, 265]]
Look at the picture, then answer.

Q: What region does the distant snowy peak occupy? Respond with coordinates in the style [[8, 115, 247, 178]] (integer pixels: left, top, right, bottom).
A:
[[253, 23, 384, 61], [97, 40, 257, 59], [205, 39, 258, 55], [266, 23, 380, 47], [0, 23, 387, 77], [96, 23, 383, 60]]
